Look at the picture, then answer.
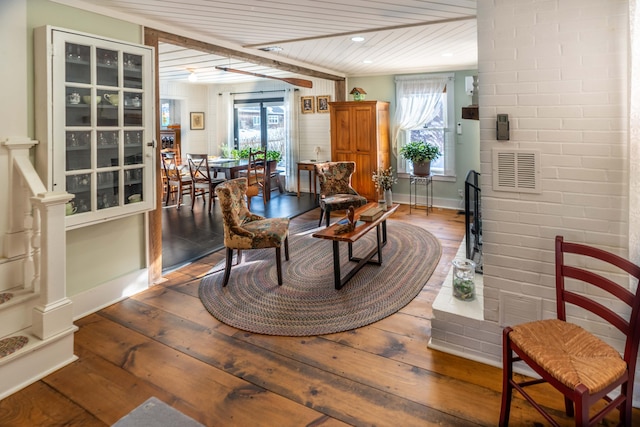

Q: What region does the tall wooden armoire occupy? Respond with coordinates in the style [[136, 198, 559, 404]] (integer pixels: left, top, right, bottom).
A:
[[329, 101, 390, 201]]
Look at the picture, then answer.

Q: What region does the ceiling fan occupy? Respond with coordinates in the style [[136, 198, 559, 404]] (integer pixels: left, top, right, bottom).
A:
[[215, 66, 313, 88]]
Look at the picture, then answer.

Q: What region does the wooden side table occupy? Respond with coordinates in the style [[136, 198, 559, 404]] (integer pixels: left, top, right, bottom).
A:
[[297, 160, 324, 198]]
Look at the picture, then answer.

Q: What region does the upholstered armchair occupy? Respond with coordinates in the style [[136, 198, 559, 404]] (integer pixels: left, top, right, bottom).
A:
[[315, 161, 368, 227], [215, 177, 290, 286]]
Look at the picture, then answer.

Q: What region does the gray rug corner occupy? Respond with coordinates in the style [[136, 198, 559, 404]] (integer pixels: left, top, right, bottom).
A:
[[112, 397, 204, 427]]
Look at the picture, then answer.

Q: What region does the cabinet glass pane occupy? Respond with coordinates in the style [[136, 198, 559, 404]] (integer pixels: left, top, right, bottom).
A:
[[66, 173, 91, 215], [98, 173, 119, 210], [123, 53, 142, 89], [124, 131, 143, 165], [96, 48, 118, 87], [124, 91, 142, 126], [74, 195, 91, 215], [65, 43, 90, 84], [65, 131, 91, 171], [125, 167, 143, 204], [66, 86, 91, 127], [97, 130, 119, 167], [97, 89, 119, 127]]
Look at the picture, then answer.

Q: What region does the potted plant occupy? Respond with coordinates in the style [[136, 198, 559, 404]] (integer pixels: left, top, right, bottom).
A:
[[399, 140, 441, 176]]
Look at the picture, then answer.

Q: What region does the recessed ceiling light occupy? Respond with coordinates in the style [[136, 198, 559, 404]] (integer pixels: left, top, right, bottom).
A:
[[188, 70, 198, 82], [259, 46, 283, 52], [363, 60, 373, 64], [351, 36, 365, 42], [442, 52, 454, 57]]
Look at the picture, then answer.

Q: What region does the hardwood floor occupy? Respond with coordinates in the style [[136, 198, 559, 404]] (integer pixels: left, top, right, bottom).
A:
[[1, 205, 638, 426]]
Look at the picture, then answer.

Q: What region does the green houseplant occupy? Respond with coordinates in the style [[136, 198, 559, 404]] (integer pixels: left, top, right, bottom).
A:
[[399, 141, 441, 176], [232, 147, 282, 163]]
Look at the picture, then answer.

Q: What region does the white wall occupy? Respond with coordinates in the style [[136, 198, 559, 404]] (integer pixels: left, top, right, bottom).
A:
[[432, 0, 633, 382], [0, 0, 28, 259]]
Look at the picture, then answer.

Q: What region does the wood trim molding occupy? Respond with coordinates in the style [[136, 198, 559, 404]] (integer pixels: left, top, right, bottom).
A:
[[146, 27, 345, 82], [143, 28, 163, 285], [144, 27, 346, 283]]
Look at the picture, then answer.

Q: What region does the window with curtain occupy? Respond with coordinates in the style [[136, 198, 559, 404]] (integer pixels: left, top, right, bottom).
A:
[[394, 74, 455, 177]]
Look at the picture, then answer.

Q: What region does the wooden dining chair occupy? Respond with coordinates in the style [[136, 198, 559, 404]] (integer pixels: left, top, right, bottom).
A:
[[314, 161, 368, 227], [186, 153, 225, 213], [243, 148, 267, 206], [499, 235, 640, 426], [215, 177, 290, 286], [162, 151, 192, 209]]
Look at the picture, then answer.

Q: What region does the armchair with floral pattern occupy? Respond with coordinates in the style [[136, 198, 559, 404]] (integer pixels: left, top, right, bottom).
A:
[[215, 178, 290, 286], [314, 161, 368, 227]]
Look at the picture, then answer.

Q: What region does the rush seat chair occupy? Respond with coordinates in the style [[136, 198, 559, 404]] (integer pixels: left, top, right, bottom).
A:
[[499, 235, 640, 426], [215, 178, 290, 286]]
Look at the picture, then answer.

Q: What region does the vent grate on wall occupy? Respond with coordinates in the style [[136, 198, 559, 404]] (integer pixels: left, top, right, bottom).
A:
[[492, 149, 541, 193]]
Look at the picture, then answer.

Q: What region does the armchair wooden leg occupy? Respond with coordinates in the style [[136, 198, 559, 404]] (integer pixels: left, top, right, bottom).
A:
[[275, 247, 283, 286], [284, 236, 289, 261], [325, 211, 331, 227], [222, 247, 233, 287], [318, 208, 324, 227]]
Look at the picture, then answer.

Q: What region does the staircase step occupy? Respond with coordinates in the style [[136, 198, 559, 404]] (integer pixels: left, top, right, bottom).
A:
[[0, 336, 28, 358], [0, 293, 13, 304]]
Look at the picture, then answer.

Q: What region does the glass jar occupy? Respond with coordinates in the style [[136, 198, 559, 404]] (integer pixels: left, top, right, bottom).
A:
[[452, 258, 476, 301]]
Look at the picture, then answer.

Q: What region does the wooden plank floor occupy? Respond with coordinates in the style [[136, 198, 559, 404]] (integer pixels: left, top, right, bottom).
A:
[[1, 204, 638, 426]]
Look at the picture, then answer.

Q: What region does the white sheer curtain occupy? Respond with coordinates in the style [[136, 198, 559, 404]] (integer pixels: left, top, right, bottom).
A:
[[283, 88, 299, 192], [393, 75, 448, 173], [218, 91, 235, 157], [630, 0, 640, 270]]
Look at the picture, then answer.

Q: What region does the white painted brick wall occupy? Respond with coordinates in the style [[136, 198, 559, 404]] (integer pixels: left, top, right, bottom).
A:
[[430, 0, 640, 405]]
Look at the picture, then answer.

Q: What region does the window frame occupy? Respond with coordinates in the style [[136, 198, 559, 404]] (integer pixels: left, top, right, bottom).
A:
[[395, 73, 456, 179]]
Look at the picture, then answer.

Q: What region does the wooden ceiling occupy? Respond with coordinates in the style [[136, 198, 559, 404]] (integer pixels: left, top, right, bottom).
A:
[[54, 0, 478, 84]]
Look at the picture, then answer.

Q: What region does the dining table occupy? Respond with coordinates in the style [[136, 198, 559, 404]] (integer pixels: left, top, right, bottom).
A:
[[208, 157, 278, 202]]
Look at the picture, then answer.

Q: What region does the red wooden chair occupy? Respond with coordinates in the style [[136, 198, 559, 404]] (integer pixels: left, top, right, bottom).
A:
[[499, 235, 640, 426]]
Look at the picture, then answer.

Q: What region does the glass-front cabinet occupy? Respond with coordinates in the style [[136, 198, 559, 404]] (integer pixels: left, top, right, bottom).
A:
[[35, 26, 155, 229]]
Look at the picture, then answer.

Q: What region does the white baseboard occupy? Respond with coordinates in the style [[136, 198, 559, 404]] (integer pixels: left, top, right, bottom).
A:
[[0, 326, 77, 400], [70, 268, 149, 320]]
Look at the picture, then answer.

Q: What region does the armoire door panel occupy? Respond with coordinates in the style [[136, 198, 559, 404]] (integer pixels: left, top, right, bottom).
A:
[[329, 101, 390, 201]]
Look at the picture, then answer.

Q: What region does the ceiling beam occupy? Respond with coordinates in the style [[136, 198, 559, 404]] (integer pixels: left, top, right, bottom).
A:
[[146, 27, 345, 82], [243, 15, 476, 48]]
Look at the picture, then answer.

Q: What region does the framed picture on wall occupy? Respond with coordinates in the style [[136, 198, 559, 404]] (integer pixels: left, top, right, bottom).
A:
[[190, 112, 205, 130], [301, 96, 314, 114], [316, 95, 330, 113]]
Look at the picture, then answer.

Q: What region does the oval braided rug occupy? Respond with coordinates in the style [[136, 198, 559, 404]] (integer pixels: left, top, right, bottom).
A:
[[199, 220, 441, 336]]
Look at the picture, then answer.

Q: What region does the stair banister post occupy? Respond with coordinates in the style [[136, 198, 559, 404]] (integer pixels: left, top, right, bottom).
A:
[[30, 191, 74, 340]]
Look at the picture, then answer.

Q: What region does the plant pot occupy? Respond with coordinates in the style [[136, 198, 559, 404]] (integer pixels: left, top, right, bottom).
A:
[[412, 161, 431, 176]]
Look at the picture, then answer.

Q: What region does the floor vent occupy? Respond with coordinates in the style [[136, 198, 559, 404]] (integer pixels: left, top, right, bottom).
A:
[[492, 149, 541, 193]]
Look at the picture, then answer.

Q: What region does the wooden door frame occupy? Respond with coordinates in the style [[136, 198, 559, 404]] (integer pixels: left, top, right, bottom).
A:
[[143, 27, 345, 284]]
